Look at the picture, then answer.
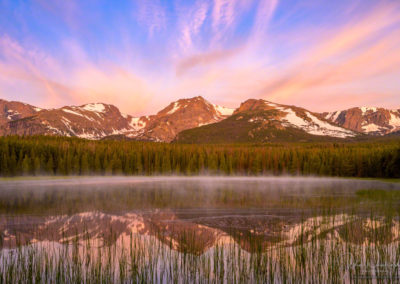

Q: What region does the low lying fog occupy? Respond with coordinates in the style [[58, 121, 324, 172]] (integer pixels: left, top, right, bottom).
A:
[[1, 176, 399, 191]]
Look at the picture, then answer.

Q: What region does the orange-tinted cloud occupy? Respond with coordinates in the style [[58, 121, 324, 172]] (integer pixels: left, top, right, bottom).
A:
[[256, 4, 400, 107], [0, 34, 155, 115], [176, 47, 242, 75], [1, 1, 399, 115]]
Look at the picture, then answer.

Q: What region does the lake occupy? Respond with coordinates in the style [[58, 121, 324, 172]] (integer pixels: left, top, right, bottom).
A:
[[1, 177, 400, 283]]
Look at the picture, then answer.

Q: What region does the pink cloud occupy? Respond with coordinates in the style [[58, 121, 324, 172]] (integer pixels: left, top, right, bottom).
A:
[[211, 0, 253, 45], [0, 35, 155, 115], [251, 0, 279, 39], [248, 4, 400, 109], [136, 0, 167, 37], [176, 47, 242, 75], [177, 1, 209, 51], [1, 1, 399, 115]]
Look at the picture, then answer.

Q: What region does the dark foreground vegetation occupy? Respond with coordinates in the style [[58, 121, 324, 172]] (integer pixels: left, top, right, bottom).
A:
[[1, 214, 400, 283], [0, 136, 399, 178]]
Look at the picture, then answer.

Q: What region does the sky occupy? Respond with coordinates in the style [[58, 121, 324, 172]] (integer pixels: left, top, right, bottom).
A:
[[0, 0, 400, 116]]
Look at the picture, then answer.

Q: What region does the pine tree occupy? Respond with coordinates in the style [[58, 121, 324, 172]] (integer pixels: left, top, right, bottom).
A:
[[22, 155, 31, 175], [198, 151, 205, 174], [9, 149, 17, 176], [162, 152, 171, 174], [46, 155, 54, 175], [72, 154, 80, 175], [57, 156, 66, 176], [135, 152, 143, 175], [111, 152, 122, 175], [81, 153, 89, 175], [1, 153, 9, 176], [219, 153, 227, 174], [94, 152, 102, 174], [33, 156, 41, 175]]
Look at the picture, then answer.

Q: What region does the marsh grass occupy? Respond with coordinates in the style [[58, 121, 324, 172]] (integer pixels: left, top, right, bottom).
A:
[[1, 210, 400, 283], [2, 180, 400, 283]]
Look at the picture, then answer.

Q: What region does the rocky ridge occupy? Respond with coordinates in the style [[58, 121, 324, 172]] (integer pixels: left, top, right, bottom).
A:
[[323, 107, 400, 136], [0, 96, 234, 142], [1, 96, 398, 142]]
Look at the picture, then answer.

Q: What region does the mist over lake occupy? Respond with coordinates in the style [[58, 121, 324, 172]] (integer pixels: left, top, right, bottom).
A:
[[1, 177, 400, 282]]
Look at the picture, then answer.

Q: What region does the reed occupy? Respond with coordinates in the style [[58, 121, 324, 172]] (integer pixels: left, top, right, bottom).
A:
[[1, 210, 400, 283]]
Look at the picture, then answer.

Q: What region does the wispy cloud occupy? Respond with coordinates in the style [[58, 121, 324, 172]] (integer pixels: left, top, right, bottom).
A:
[[251, 0, 279, 39], [176, 47, 242, 75], [0, 35, 62, 105], [135, 0, 167, 37], [257, 4, 400, 106], [0, 0, 399, 113], [0, 34, 154, 114], [165, 2, 400, 110], [211, 0, 252, 45], [177, 0, 209, 51]]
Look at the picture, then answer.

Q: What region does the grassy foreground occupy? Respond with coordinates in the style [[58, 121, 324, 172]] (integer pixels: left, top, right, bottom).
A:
[[1, 211, 400, 283], [1, 175, 400, 282]]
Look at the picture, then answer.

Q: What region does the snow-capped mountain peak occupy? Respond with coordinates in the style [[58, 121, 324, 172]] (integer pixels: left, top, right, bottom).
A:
[[1, 97, 398, 142], [159, 96, 234, 118], [137, 96, 235, 142], [0, 99, 40, 125], [233, 99, 356, 138], [323, 106, 400, 135], [81, 103, 107, 113], [278, 106, 356, 138]]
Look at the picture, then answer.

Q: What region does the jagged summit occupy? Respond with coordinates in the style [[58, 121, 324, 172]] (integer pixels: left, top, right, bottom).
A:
[[323, 106, 400, 135], [176, 99, 357, 143], [0, 97, 235, 142], [135, 96, 235, 142], [0, 97, 398, 142]]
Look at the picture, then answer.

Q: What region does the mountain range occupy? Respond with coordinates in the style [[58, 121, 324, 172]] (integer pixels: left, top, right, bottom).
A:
[[1, 96, 399, 143]]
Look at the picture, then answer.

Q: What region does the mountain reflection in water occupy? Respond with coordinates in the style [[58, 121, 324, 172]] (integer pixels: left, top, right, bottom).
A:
[[1, 177, 400, 282], [1, 177, 399, 251], [2, 210, 400, 253]]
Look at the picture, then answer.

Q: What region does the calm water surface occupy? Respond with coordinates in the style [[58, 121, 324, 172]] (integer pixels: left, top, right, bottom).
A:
[[1, 177, 400, 282]]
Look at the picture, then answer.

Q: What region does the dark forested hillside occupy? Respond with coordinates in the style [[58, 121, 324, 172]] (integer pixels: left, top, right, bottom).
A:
[[0, 136, 399, 178]]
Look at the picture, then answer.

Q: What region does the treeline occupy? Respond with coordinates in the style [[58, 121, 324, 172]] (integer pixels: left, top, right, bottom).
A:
[[0, 136, 399, 178]]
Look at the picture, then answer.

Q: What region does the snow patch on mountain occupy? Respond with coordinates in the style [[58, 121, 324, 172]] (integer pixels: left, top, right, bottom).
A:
[[280, 108, 355, 138], [390, 113, 400, 128], [306, 112, 353, 134], [324, 111, 341, 122], [248, 117, 266, 123], [360, 106, 377, 114], [213, 104, 235, 116], [61, 117, 76, 136], [82, 103, 106, 113], [166, 102, 180, 115], [263, 101, 279, 107], [6, 109, 20, 120], [362, 123, 381, 132], [129, 117, 147, 130], [45, 124, 65, 136], [77, 131, 102, 139], [324, 106, 400, 135], [62, 108, 85, 117]]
